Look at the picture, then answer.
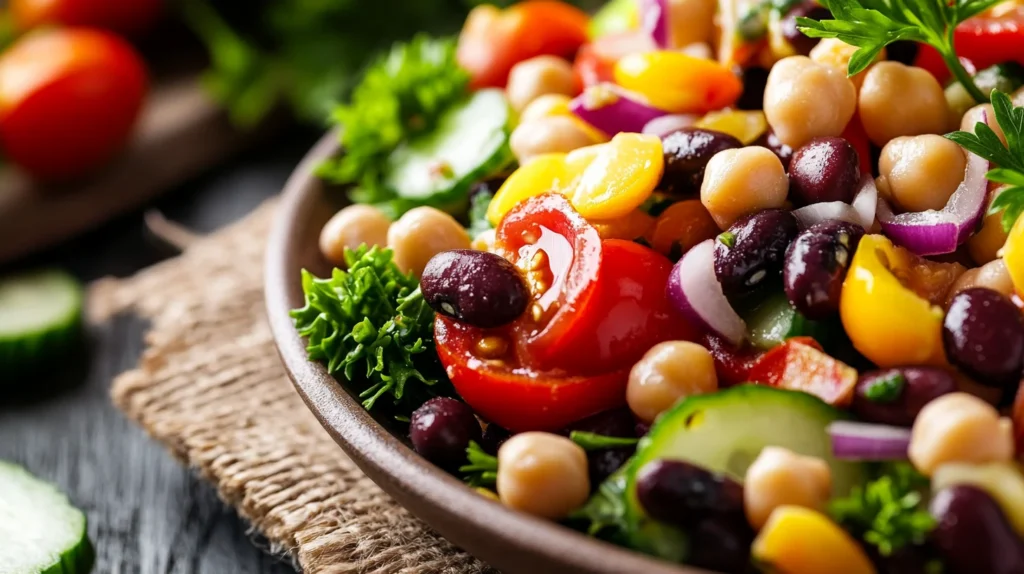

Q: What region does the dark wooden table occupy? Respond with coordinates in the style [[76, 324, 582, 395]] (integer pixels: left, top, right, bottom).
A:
[[0, 128, 320, 574]]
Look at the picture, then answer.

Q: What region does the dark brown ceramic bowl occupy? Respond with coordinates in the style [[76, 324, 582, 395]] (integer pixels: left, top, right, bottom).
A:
[[265, 132, 712, 574]]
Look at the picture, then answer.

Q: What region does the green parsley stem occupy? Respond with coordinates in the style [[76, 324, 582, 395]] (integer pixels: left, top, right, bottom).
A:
[[941, 33, 988, 104]]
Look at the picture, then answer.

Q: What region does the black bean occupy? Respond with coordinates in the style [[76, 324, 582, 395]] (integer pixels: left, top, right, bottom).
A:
[[563, 408, 637, 487], [852, 367, 958, 427], [789, 137, 862, 205], [421, 250, 529, 328], [409, 397, 482, 469], [943, 288, 1024, 389], [737, 67, 770, 111], [781, 3, 832, 55], [635, 459, 745, 529], [479, 423, 511, 455], [784, 220, 865, 320], [756, 129, 794, 170], [688, 517, 755, 574], [930, 485, 1024, 574], [660, 128, 743, 196], [715, 209, 800, 296]]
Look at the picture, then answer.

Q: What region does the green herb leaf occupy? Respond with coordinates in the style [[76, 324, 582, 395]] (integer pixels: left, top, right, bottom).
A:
[[830, 462, 936, 556], [468, 188, 496, 238], [864, 372, 906, 403], [568, 467, 631, 539], [797, 0, 1003, 101], [570, 431, 640, 451], [946, 90, 1024, 231], [460, 441, 499, 487], [316, 36, 471, 212], [291, 245, 450, 415], [717, 231, 737, 249]]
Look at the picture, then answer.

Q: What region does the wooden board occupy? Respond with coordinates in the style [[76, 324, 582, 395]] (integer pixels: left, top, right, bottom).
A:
[[0, 78, 275, 264]]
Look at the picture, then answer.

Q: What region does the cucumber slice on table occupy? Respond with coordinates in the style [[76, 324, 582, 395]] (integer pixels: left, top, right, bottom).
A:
[[385, 88, 514, 207], [0, 270, 83, 377], [0, 462, 94, 574], [621, 386, 868, 559]]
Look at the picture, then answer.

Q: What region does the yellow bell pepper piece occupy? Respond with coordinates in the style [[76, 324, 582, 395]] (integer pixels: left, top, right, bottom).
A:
[[752, 506, 877, 574], [695, 110, 768, 145], [487, 133, 663, 225], [1003, 215, 1024, 297], [613, 51, 743, 114], [840, 235, 947, 368]]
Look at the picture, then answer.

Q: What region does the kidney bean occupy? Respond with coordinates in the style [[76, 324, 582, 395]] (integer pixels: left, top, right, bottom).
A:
[[410, 397, 482, 469], [756, 129, 794, 169], [714, 209, 800, 296], [781, 2, 832, 55], [660, 128, 743, 196], [421, 250, 529, 328], [784, 220, 865, 319], [688, 516, 755, 574], [852, 367, 958, 427], [635, 459, 745, 529], [943, 288, 1024, 390], [789, 137, 862, 205], [930, 485, 1024, 574]]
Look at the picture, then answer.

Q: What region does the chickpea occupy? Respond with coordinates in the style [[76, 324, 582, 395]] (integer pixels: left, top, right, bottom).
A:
[[859, 62, 949, 146], [909, 392, 1014, 476], [946, 260, 1015, 306], [877, 135, 966, 213], [319, 204, 391, 266], [968, 187, 1010, 265], [744, 447, 832, 530], [763, 56, 857, 149], [808, 38, 885, 90], [627, 341, 718, 423], [387, 207, 471, 277], [668, 0, 717, 46], [700, 147, 789, 230], [496, 432, 590, 519], [961, 103, 1007, 146], [506, 56, 577, 113], [510, 116, 597, 164]]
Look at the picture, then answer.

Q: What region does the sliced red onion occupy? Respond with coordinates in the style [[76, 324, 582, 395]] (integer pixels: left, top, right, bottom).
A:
[[876, 113, 991, 256], [570, 83, 668, 136], [642, 114, 699, 138], [828, 421, 911, 461], [637, 0, 670, 48], [666, 239, 746, 345], [792, 175, 878, 230]]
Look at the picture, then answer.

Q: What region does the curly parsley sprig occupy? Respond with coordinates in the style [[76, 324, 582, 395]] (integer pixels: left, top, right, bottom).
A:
[[291, 245, 450, 415], [797, 0, 1003, 102], [947, 90, 1024, 231]]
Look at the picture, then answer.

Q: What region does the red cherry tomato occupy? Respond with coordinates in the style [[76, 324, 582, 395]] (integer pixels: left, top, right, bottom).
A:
[[0, 28, 148, 181], [457, 0, 590, 89], [12, 0, 163, 36], [435, 317, 631, 431], [495, 194, 693, 374], [435, 194, 696, 431], [574, 31, 656, 88]]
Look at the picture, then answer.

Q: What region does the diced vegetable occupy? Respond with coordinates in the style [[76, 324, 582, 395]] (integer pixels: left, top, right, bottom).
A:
[[747, 338, 859, 407], [753, 506, 877, 574], [613, 51, 743, 114], [828, 421, 912, 461], [0, 270, 83, 378], [666, 239, 747, 346]]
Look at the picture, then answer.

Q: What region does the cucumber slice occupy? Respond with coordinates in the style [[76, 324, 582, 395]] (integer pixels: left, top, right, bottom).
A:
[[0, 461, 94, 574], [385, 88, 514, 206], [0, 270, 83, 377], [743, 289, 836, 351]]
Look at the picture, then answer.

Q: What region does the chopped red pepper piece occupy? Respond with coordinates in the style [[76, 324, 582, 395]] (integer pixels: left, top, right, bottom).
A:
[[747, 338, 859, 407]]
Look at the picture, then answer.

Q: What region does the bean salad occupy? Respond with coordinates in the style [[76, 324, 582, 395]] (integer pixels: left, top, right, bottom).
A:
[[293, 0, 1024, 572]]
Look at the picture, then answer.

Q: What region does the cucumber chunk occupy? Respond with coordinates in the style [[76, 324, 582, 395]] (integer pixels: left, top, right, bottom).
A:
[[0, 270, 83, 378], [385, 88, 514, 206], [0, 461, 94, 574], [743, 289, 836, 351]]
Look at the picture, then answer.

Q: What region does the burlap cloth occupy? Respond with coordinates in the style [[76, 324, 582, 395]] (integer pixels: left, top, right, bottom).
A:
[[89, 201, 496, 574]]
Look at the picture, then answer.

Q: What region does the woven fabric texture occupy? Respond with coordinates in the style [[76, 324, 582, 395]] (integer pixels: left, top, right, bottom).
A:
[[90, 201, 494, 574]]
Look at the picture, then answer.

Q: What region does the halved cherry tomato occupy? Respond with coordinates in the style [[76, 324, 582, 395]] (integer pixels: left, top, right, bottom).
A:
[[915, 10, 1024, 84], [435, 317, 631, 431], [746, 338, 859, 407], [0, 28, 148, 180], [457, 1, 590, 89], [495, 194, 693, 374], [573, 31, 655, 87], [614, 51, 744, 114], [12, 0, 164, 36]]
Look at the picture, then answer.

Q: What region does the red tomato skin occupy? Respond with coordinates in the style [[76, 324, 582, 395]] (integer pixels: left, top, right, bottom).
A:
[[953, 11, 1024, 70], [12, 0, 163, 36], [0, 28, 148, 181], [746, 338, 858, 407], [841, 113, 873, 176], [458, 1, 590, 89], [435, 316, 630, 432]]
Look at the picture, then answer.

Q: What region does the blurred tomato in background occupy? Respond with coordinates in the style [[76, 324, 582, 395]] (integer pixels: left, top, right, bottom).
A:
[[11, 0, 163, 37]]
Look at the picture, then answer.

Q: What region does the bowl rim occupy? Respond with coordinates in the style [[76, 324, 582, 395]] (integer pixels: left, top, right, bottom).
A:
[[264, 131, 712, 574]]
